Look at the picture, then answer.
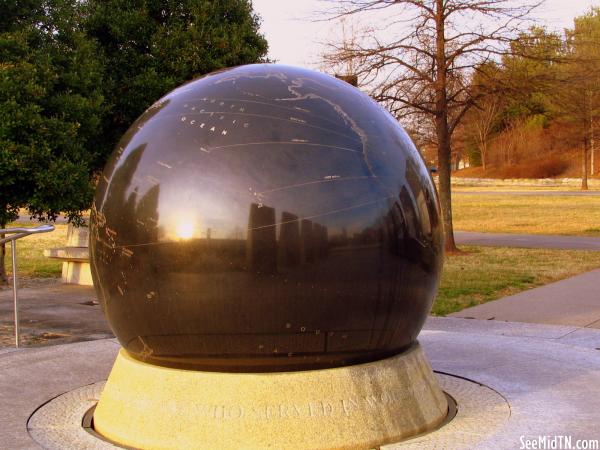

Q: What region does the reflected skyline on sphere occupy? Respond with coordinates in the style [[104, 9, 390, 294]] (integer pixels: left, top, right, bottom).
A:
[[90, 64, 444, 372]]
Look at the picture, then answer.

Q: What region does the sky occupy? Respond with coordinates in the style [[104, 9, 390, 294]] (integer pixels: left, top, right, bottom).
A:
[[252, 0, 600, 68]]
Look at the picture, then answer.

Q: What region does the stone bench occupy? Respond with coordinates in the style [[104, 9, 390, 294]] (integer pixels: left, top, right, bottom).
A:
[[43, 222, 92, 286]]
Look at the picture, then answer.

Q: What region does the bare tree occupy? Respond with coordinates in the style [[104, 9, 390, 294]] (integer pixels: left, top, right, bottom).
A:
[[468, 94, 500, 171], [321, 0, 540, 252], [557, 8, 600, 190], [490, 117, 529, 167]]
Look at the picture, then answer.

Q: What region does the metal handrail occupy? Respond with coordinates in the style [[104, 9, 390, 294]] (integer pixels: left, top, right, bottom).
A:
[[0, 224, 55, 347]]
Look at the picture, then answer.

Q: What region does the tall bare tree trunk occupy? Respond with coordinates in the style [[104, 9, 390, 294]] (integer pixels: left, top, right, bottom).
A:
[[591, 118, 595, 175], [437, 129, 457, 252], [435, 0, 458, 253], [481, 143, 487, 171], [582, 139, 590, 190], [583, 101, 591, 190], [0, 221, 7, 286]]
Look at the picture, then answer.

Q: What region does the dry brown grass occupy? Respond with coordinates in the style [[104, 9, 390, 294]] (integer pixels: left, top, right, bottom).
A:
[[452, 194, 600, 236], [455, 156, 570, 179], [494, 156, 569, 179], [452, 185, 591, 192]]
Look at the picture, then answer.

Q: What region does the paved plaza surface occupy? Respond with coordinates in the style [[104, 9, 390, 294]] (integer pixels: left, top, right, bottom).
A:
[[0, 280, 111, 348], [2, 228, 600, 448], [455, 230, 600, 250], [2, 318, 600, 449]]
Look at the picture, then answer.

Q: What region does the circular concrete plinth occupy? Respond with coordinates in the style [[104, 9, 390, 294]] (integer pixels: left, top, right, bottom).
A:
[[15, 319, 600, 450], [90, 344, 447, 449], [27, 372, 509, 450]]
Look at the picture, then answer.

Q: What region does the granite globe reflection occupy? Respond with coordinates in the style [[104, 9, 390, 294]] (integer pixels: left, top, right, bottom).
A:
[[90, 64, 443, 372]]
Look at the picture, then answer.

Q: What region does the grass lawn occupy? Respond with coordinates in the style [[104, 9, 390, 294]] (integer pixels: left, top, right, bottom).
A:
[[3, 222, 67, 279], [4, 223, 600, 318], [452, 185, 598, 192], [434, 246, 600, 316], [452, 193, 600, 236]]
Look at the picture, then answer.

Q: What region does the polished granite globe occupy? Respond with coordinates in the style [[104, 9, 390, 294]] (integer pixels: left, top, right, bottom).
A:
[[90, 64, 444, 372]]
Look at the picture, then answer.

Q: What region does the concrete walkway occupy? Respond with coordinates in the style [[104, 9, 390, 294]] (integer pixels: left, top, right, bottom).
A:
[[0, 280, 110, 348], [455, 230, 600, 250], [1, 338, 119, 449], [453, 230, 600, 326], [451, 267, 600, 327]]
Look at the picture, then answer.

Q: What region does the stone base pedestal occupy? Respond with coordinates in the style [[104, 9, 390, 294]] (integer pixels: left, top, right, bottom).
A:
[[93, 344, 448, 449]]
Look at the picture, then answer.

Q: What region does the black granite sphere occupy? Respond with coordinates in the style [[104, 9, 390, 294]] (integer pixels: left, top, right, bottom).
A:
[[90, 64, 443, 372]]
